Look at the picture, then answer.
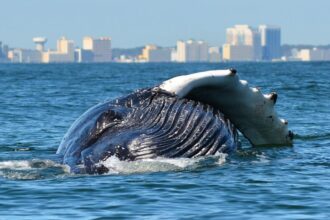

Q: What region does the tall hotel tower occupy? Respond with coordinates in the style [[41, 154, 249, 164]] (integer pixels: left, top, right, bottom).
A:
[[176, 40, 209, 62], [222, 25, 262, 61], [259, 25, 281, 61]]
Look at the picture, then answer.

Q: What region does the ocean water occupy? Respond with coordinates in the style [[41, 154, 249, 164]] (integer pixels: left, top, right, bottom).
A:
[[0, 62, 329, 219]]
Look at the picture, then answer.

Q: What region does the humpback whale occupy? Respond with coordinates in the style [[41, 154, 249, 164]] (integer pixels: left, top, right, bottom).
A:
[[57, 69, 293, 174]]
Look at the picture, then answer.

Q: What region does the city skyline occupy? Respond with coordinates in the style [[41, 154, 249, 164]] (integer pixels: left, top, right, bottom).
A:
[[1, 0, 330, 49], [3, 24, 330, 63]]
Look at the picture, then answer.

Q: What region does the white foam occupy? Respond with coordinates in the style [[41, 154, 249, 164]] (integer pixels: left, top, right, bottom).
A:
[[98, 154, 228, 175], [215, 152, 228, 165], [0, 160, 31, 170], [0, 159, 63, 170], [0, 155, 228, 179], [253, 152, 271, 164], [0, 170, 40, 180], [0, 159, 70, 180]]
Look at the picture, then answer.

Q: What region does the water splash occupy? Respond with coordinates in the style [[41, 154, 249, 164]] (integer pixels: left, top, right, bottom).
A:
[[0, 154, 228, 179], [98, 153, 228, 175]]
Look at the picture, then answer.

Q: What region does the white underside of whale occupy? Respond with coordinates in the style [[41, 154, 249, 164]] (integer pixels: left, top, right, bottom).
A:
[[159, 69, 292, 146]]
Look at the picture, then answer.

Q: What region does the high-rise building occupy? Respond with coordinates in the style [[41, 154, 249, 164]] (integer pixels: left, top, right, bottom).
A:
[[259, 25, 281, 61], [83, 37, 112, 62], [42, 37, 75, 63], [0, 43, 9, 61], [0, 41, 9, 62], [176, 40, 208, 62], [222, 25, 262, 61]]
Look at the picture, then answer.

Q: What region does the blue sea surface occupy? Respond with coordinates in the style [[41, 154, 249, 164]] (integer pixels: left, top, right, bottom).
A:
[[0, 63, 329, 219]]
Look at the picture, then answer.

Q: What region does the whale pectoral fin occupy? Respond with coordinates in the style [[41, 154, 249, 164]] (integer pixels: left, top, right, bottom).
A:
[[159, 69, 293, 146]]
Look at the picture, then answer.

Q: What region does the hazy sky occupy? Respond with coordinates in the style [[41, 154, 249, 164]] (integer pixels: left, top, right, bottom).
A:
[[1, 0, 329, 49]]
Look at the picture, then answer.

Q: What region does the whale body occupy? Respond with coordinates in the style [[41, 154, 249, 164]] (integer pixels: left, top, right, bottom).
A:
[[57, 69, 293, 174]]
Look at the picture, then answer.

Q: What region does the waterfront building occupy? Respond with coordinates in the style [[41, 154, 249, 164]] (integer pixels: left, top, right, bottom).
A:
[[149, 48, 172, 62], [297, 48, 330, 61], [2, 44, 9, 58], [140, 44, 157, 61], [222, 25, 262, 61], [74, 48, 83, 63], [309, 48, 323, 61], [176, 40, 208, 62], [297, 49, 316, 61], [42, 37, 75, 63], [176, 41, 185, 62], [8, 49, 42, 63], [171, 49, 178, 62], [140, 44, 172, 62], [74, 48, 94, 63], [208, 47, 221, 63], [33, 37, 47, 52], [83, 37, 112, 62], [0, 42, 9, 62], [259, 25, 281, 61], [223, 44, 254, 61]]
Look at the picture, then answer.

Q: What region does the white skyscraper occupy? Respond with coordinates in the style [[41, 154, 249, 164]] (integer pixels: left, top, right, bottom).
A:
[[259, 25, 281, 61], [222, 25, 262, 61], [176, 40, 208, 62]]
